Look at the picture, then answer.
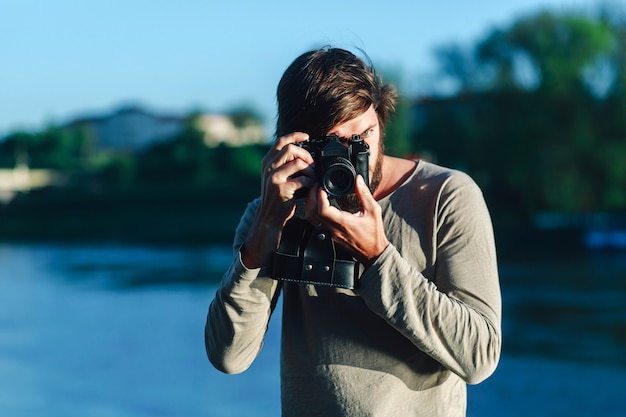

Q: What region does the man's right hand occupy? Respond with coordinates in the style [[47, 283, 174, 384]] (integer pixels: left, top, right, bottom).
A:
[[241, 132, 316, 269]]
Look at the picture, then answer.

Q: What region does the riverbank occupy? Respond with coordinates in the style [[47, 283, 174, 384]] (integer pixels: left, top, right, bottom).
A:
[[2, 186, 615, 260], [0, 184, 256, 246]]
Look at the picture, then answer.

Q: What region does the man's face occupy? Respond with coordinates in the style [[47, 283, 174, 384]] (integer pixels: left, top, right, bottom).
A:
[[326, 105, 383, 211]]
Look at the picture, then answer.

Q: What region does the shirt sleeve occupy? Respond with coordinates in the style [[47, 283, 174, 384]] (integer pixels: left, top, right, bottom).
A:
[[204, 199, 281, 374], [358, 173, 502, 385]]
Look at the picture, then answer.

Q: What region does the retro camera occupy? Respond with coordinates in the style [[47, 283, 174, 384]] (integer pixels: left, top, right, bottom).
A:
[[297, 134, 370, 198], [273, 134, 369, 289]]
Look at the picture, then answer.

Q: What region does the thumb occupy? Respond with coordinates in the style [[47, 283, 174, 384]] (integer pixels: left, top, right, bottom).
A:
[[355, 174, 375, 208]]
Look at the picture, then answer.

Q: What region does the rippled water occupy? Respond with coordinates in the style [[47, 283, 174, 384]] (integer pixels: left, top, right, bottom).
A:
[[0, 243, 624, 416]]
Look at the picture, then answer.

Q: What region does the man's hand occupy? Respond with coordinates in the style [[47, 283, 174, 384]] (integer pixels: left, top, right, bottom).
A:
[[242, 132, 316, 269], [258, 133, 315, 225], [307, 175, 389, 267]]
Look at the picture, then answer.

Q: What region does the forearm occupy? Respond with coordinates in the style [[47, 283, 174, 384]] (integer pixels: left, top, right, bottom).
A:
[[205, 199, 281, 374], [205, 254, 279, 374], [359, 244, 501, 384]]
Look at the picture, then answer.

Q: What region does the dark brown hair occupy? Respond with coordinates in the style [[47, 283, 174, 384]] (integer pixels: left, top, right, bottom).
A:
[[275, 47, 397, 139]]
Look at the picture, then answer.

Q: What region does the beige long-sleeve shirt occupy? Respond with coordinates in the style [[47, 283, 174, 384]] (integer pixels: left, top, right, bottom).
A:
[[206, 160, 502, 417]]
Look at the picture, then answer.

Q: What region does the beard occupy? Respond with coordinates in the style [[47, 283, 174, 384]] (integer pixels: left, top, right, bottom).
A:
[[335, 141, 384, 213]]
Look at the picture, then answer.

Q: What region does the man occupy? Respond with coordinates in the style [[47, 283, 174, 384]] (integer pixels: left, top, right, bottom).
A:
[[205, 47, 501, 417]]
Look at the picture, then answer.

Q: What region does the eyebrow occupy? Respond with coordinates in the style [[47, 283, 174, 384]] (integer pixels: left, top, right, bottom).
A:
[[362, 123, 377, 132], [330, 121, 378, 139]]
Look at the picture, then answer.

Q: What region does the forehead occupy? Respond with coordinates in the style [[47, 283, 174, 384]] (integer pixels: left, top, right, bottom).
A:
[[329, 105, 378, 136]]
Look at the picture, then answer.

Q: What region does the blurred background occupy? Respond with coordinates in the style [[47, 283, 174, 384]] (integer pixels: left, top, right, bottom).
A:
[[1, 1, 625, 416]]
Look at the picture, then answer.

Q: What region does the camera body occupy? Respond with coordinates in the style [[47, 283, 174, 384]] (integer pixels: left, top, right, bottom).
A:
[[297, 134, 370, 198]]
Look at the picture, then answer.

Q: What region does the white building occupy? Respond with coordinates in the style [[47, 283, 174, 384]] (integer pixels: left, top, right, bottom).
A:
[[194, 114, 266, 147], [65, 105, 186, 151], [0, 161, 66, 203], [64, 105, 266, 151]]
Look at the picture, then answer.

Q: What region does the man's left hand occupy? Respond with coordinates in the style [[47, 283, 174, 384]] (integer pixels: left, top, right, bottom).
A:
[[306, 175, 389, 267]]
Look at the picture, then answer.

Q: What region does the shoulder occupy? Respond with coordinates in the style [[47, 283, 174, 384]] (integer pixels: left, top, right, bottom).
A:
[[402, 160, 479, 197], [415, 162, 492, 223], [393, 160, 488, 216], [415, 160, 474, 186]]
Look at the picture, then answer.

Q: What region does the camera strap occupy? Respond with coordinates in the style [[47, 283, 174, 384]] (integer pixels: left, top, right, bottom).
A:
[[272, 217, 360, 289]]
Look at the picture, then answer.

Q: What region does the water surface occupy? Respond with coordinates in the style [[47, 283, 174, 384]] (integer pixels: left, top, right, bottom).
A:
[[0, 243, 624, 416]]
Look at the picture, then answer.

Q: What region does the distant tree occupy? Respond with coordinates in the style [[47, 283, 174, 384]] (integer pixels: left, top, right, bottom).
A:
[[135, 113, 269, 196], [383, 95, 413, 158], [136, 121, 213, 187], [417, 5, 626, 227], [0, 126, 95, 170], [376, 67, 414, 158], [227, 106, 265, 129], [0, 132, 31, 167], [433, 42, 488, 93], [476, 9, 614, 94]]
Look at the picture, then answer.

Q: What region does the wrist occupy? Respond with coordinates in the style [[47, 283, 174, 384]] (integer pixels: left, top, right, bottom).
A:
[[240, 243, 269, 270], [361, 240, 390, 268], [241, 225, 281, 269]]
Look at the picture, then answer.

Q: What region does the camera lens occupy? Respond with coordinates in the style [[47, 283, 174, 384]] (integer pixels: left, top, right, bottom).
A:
[[322, 160, 356, 197]]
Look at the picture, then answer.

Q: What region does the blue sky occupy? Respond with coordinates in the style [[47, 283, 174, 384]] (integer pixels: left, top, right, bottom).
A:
[[1, 0, 597, 136]]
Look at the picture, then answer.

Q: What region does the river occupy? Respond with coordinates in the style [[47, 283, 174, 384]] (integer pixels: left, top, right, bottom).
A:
[[0, 243, 624, 416]]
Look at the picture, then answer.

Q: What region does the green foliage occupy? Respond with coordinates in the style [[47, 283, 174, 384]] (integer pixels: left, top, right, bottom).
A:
[[99, 154, 137, 189], [136, 124, 212, 186], [419, 5, 626, 228], [383, 95, 413, 158], [134, 122, 268, 194], [0, 125, 97, 170], [0, 120, 268, 243], [227, 105, 265, 128], [478, 10, 614, 93]]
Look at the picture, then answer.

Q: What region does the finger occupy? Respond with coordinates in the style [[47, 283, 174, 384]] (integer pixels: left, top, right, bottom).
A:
[[292, 171, 316, 190], [269, 162, 315, 202], [274, 132, 309, 149], [317, 187, 331, 212], [317, 188, 344, 223], [263, 132, 310, 168], [272, 144, 315, 173], [275, 133, 311, 161], [263, 151, 310, 185], [354, 174, 376, 211]]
